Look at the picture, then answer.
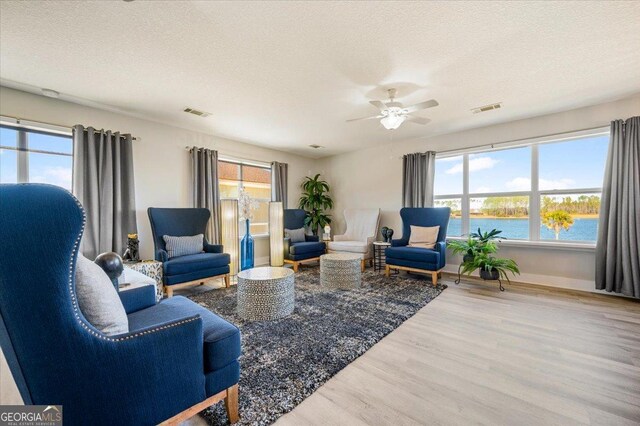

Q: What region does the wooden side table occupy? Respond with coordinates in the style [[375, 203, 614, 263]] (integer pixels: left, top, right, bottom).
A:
[[372, 241, 391, 273], [124, 260, 163, 301]]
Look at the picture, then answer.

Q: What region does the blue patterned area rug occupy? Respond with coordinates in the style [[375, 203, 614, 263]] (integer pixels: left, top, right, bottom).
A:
[[188, 267, 447, 425]]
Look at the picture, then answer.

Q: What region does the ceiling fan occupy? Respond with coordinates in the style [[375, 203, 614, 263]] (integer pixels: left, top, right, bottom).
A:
[[347, 88, 439, 130]]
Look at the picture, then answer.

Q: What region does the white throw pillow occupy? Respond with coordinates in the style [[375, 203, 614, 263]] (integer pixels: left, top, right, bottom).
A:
[[75, 254, 129, 336], [408, 225, 440, 249]]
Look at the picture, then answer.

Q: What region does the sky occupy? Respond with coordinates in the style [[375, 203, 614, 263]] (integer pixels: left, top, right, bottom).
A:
[[1, 127, 73, 190], [434, 135, 609, 196]]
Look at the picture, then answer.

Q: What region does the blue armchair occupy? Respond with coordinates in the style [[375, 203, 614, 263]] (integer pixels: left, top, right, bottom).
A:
[[283, 209, 326, 272], [0, 185, 241, 425], [148, 208, 231, 297], [385, 207, 451, 285]]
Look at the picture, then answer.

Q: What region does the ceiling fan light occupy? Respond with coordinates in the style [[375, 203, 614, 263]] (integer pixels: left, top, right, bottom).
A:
[[381, 113, 406, 130]]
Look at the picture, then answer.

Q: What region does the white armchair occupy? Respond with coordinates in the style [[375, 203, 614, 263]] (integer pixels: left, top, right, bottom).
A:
[[328, 208, 381, 271]]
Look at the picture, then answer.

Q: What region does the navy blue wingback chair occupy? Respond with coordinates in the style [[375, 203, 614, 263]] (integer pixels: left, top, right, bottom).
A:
[[0, 185, 240, 425], [148, 208, 231, 296], [385, 207, 451, 285], [283, 209, 326, 272]]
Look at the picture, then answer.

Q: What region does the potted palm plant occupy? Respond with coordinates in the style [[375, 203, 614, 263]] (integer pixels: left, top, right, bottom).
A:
[[298, 174, 333, 235]]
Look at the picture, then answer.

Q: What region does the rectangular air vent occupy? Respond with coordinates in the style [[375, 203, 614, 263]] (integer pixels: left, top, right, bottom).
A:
[[471, 103, 502, 114], [309, 144, 324, 149], [183, 107, 212, 118]]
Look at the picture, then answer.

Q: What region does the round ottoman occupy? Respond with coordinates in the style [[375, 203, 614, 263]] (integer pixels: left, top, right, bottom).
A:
[[237, 267, 295, 321], [320, 253, 362, 290]]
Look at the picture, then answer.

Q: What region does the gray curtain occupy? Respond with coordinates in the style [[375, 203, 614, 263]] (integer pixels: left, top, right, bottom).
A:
[[72, 125, 137, 260], [191, 147, 221, 244], [402, 151, 436, 208], [595, 117, 640, 297], [271, 161, 288, 208]]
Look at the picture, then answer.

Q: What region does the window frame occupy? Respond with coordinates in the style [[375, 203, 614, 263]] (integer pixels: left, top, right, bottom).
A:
[[218, 157, 272, 238], [0, 123, 73, 188], [434, 127, 609, 247]]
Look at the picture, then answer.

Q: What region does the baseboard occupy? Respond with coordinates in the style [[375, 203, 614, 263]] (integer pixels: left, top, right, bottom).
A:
[[442, 263, 620, 296]]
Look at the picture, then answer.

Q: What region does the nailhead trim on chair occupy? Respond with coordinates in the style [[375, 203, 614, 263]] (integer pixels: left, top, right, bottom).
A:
[[67, 193, 199, 343]]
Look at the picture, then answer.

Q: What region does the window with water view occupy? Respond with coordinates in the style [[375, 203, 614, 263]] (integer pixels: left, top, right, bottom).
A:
[[434, 131, 609, 243]]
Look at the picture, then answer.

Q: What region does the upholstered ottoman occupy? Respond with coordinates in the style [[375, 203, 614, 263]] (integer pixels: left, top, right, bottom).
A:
[[320, 253, 362, 290], [237, 267, 295, 320]]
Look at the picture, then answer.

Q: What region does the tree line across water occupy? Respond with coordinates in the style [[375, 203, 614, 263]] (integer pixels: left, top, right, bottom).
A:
[[437, 195, 601, 218]]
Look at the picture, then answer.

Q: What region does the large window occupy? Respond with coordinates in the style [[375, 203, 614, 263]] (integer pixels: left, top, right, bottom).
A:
[[218, 160, 271, 236], [0, 125, 73, 190], [434, 130, 609, 243]]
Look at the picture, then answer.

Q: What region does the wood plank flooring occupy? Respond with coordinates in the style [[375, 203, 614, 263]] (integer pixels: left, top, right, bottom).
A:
[[272, 276, 640, 426]]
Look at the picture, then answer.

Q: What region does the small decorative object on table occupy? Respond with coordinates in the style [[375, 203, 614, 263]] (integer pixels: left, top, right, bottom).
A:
[[239, 187, 258, 271], [381, 227, 394, 243], [322, 224, 331, 241], [94, 252, 124, 290], [237, 267, 295, 321], [125, 259, 164, 301], [122, 233, 140, 262]]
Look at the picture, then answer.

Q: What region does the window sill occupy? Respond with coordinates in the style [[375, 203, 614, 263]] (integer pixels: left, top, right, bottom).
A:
[[238, 234, 270, 239], [445, 236, 596, 252]]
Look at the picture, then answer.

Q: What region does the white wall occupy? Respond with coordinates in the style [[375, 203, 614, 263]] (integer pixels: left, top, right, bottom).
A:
[[318, 94, 640, 293], [0, 86, 318, 261]]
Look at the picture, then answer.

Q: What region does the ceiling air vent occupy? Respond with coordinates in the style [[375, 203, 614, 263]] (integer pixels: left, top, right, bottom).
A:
[[309, 144, 324, 149], [183, 107, 212, 118], [471, 103, 502, 114]]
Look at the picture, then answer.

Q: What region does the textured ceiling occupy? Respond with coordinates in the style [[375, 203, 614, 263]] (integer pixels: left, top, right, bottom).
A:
[[1, 1, 639, 158]]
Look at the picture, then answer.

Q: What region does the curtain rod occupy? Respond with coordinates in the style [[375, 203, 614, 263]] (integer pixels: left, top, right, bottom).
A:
[[0, 114, 138, 140], [185, 146, 272, 167], [434, 124, 610, 156]]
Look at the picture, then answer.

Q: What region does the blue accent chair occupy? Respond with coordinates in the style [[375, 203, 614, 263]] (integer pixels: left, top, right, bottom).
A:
[[0, 185, 241, 425], [385, 207, 451, 285], [148, 208, 231, 297], [283, 209, 326, 272]]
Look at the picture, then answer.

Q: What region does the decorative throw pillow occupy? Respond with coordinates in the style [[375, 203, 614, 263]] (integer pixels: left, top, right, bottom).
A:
[[75, 254, 129, 336], [408, 225, 440, 249], [285, 227, 306, 243], [163, 234, 204, 258]]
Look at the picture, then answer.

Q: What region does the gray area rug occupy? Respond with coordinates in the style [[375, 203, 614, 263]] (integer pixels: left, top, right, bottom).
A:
[[188, 267, 446, 425]]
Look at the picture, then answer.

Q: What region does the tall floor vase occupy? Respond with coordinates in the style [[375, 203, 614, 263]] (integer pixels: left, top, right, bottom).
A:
[[241, 219, 255, 270]]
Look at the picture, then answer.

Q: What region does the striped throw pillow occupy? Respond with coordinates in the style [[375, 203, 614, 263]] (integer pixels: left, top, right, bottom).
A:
[[163, 234, 204, 258]]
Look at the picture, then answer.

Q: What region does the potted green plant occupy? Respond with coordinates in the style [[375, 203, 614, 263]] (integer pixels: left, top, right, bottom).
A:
[[298, 174, 333, 235], [461, 252, 520, 282], [450, 228, 519, 291]]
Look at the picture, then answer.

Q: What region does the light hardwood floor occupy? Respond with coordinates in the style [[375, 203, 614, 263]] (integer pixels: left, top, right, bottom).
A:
[[273, 276, 640, 426]]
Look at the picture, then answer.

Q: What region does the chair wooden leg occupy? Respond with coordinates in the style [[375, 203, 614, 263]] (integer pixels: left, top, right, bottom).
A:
[[385, 265, 390, 277], [165, 286, 173, 298], [293, 262, 299, 273], [361, 259, 365, 272], [224, 274, 230, 288], [431, 272, 438, 286], [225, 384, 239, 424]]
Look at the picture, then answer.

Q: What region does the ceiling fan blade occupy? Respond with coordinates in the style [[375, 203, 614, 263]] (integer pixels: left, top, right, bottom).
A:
[[406, 116, 431, 125], [346, 115, 382, 122], [369, 100, 388, 112], [404, 99, 439, 113]]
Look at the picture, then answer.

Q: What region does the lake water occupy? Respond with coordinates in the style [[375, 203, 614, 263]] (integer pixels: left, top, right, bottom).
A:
[[448, 218, 599, 242]]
